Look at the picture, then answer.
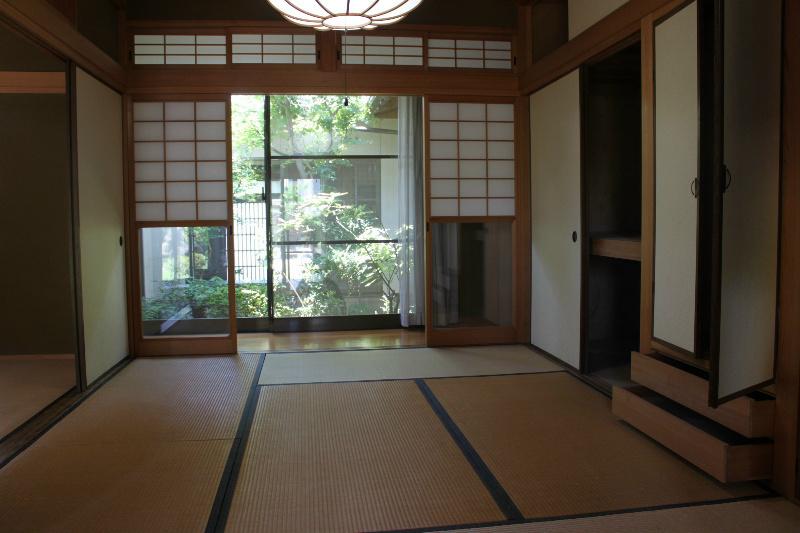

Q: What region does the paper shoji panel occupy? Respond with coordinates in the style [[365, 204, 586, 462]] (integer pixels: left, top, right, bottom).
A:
[[231, 34, 317, 64], [133, 101, 229, 223], [427, 39, 513, 70], [429, 102, 515, 217], [341, 35, 424, 66], [133, 35, 227, 65]]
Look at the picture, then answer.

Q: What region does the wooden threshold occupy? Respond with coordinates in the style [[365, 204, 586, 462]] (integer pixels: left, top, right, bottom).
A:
[[613, 385, 773, 483], [591, 236, 641, 261], [631, 352, 775, 438]]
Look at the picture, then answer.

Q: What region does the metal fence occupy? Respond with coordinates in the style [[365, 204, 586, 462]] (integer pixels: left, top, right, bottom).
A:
[[233, 202, 269, 283]]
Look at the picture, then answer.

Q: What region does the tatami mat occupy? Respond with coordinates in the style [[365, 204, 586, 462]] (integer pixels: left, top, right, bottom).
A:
[[443, 498, 800, 532], [0, 439, 230, 533], [259, 345, 561, 385], [44, 354, 259, 444], [425, 373, 766, 519], [226, 381, 506, 532], [0, 354, 259, 532]]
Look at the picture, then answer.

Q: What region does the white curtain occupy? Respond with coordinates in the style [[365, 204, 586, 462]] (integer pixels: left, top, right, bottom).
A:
[[397, 96, 425, 327]]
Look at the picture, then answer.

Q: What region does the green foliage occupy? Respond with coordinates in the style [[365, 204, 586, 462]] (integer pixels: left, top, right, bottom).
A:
[[142, 95, 404, 323], [273, 192, 400, 316]]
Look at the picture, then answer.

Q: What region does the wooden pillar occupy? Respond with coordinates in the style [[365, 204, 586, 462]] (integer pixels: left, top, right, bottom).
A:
[[773, 0, 800, 502]]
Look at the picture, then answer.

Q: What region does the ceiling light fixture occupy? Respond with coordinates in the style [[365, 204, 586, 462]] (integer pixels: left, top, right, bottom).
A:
[[266, 0, 424, 31]]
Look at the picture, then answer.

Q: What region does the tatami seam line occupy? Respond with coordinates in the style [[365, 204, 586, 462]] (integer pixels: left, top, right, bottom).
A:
[[257, 369, 568, 387], [414, 378, 525, 522], [205, 353, 266, 533], [373, 492, 780, 533]]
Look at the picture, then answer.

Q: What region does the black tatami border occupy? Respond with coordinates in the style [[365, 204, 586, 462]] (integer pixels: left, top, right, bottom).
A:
[[414, 378, 525, 522], [209, 351, 778, 533], [260, 369, 567, 387], [205, 353, 267, 533], [377, 492, 780, 533]]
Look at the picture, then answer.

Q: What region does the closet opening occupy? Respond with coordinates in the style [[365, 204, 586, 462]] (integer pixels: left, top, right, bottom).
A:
[[581, 40, 642, 391]]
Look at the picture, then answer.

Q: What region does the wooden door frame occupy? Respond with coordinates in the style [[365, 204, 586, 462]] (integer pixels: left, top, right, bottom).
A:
[[774, 0, 800, 502]]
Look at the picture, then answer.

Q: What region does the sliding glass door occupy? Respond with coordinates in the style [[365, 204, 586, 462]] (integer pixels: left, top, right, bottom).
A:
[[233, 95, 412, 332]]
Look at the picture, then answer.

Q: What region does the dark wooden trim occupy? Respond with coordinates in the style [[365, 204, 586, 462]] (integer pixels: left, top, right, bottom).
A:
[[514, 95, 532, 343], [639, 14, 655, 354], [126, 67, 519, 97], [774, 0, 800, 502], [45, 0, 76, 24], [516, 2, 534, 74], [0, 71, 66, 93], [0, 0, 125, 90], [427, 326, 517, 347], [126, 19, 514, 36], [578, 66, 588, 373], [67, 61, 87, 391], [652, 338, 710, 372], [521, 0, 693, 95]]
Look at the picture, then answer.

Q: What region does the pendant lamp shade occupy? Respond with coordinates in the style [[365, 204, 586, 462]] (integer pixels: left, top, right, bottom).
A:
[[266, 0, 424, 31]]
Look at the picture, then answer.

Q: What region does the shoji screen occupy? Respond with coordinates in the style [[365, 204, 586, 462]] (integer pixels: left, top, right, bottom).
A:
[[428, 101, 516, 217], [133, 100, 229, 223], [426, 98, 517, 346], [231, 33, 317, 64], [130, 98, 235, 356], [427, 39, 513, 70]]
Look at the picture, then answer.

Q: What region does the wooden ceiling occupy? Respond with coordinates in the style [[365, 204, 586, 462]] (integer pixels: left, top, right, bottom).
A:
[[124, 0, 518, 27]]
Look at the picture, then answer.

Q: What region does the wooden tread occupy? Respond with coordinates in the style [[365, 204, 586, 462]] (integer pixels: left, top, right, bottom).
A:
[[612, 386, 773, 483], [631, 352, 774, 438]]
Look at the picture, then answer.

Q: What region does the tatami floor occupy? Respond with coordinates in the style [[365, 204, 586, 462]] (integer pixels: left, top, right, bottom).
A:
[[0, 344, 798, 532]]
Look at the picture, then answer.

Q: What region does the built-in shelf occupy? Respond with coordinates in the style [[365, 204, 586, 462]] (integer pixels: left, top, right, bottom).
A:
[[591, 236, 641, 261]]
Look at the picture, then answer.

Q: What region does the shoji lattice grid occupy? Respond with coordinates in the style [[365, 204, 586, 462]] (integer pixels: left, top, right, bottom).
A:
[[341, 35, 424, 66], [133, 101, 229, 222], [429, 102, 515, 217], [427, 39, 513, 70], [231, 34, 317, 64], [133, 35, 227, 65]]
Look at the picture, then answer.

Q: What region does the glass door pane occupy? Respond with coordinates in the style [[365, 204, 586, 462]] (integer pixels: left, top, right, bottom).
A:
[[140, 226, 231, 337], [232, 95, 269, 320], [269, 95, 402, 320]]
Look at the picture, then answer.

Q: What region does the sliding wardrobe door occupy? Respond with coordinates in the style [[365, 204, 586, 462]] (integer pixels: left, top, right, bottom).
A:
[[652, 1, 700, 355], [711, 0, 781, 403], [530, 70, 581, 369], [75, 67, 128, 384]]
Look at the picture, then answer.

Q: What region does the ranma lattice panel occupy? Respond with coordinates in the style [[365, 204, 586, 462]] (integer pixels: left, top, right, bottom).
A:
[[133, 35, 227, 65], [231, 33, 317, 64]]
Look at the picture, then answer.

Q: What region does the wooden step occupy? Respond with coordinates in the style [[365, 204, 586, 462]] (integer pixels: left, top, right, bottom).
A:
[[631, 351, 774, 438], [612, 386, 773, 483]]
